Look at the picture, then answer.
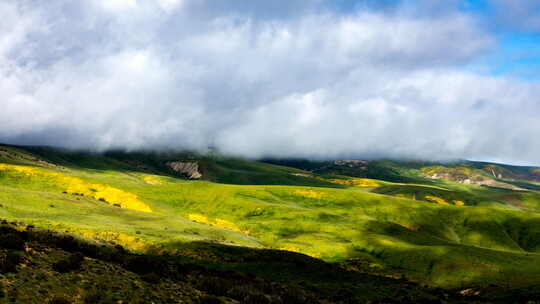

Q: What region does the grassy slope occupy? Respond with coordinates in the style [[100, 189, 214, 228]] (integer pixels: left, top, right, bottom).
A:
[[197, 158, 340, 187], [1, 145, 540, 290]]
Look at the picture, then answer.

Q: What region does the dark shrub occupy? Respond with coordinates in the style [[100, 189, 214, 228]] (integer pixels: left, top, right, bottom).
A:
[[53, 252, 84, 273], [141, 272, 161, 284], [123, 256, 155, 275], [0, 233, 25, 250], [114, 244, 126, 253], [284, 289, 315, 304], [329, 288, 355, 302], [52, 260, 71, 273], [48, 295, 71, 304], [77, 242, 100, 258], [56, 235, 80, 252], [0, 251, 23, 273], [109, 250, 125, 264], [199, 295, 224, 304], [83, 290, 108, 304], [227, 285, 274, 304], [199, 277, 234, 297], [0, 225, 18, 235], [70, 252, 84, 264], [243, 294, 274, 304]]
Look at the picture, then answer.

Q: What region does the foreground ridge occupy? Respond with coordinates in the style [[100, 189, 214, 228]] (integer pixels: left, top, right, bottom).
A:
[[0, 220, 486, 303]]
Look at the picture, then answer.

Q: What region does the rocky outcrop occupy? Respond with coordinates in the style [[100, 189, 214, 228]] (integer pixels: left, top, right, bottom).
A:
[[424, 169, 525, 191], [290, 173, 313, 178], [166, 161, 202, 179]]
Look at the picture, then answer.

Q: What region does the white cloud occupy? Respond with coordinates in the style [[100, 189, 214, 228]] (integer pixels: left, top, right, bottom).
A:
[[0, 2, 41, 59], [0, 1, 539, 165], [98, 0, 138, 11], [156, 0, 184, 12]]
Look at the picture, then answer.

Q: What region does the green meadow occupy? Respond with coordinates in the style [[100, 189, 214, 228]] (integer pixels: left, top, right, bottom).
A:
[[2, 144, 540, 289]]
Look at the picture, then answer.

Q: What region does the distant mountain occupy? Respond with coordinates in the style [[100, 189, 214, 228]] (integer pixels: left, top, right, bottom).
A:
[[263, 158, 540, 190]]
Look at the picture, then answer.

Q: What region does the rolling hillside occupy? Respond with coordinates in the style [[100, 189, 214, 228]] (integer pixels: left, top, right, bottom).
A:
[[2, 144, 540, 302]]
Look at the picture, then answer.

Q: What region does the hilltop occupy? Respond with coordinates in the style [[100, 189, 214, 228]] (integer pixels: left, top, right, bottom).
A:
[[1, 144, 540, 302]]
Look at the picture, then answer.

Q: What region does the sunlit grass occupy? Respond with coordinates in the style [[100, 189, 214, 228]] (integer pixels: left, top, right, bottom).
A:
[[1, 159, 540, 288]]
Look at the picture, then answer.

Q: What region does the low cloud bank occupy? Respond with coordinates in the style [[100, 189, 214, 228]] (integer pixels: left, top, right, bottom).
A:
[[1, 1, 540, 165]]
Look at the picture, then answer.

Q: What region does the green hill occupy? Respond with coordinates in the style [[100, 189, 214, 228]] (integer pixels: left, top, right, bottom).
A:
[[2, 144, 540, 301], [9, 145, 338, 188]]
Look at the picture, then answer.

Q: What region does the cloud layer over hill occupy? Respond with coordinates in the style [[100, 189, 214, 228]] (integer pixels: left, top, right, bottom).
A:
[[1, 1, 540, 164]]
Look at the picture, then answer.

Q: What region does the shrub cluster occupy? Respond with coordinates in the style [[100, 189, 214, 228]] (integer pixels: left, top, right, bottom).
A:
[[0, 251, 23, 273], [52, 252, 84, 273], [0, 233, 25, 251]]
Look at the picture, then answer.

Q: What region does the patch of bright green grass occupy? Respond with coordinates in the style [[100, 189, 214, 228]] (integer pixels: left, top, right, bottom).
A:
[[2, 152, 540, 288]]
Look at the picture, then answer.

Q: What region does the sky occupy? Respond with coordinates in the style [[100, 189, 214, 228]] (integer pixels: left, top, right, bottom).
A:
[[1, 0, 540, 165]]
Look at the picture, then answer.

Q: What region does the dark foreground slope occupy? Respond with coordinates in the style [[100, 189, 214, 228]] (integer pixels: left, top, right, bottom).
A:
[[2, 220, 540, 303], [0, 220, 466, 304]]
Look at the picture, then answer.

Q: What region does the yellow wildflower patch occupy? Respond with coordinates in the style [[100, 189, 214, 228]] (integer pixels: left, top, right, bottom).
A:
[[421, 166, 472, 176], [0, 164, 152, 213], [67, 182, 152, 213], [328, 178, 380, 188], [78, 230, 147, 251], [143, 175, 163, 185], [421, 166, 443, 175], [0, 164, 40, 176], [425, 195, 449, 205], [294, 189, 325, 199], [188, 214, 246, 234], [453, 200, 465, 206], [40, 222, 148, 251]]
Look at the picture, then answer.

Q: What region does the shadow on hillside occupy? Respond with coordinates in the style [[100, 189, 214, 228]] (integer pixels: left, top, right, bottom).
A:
[[349, 217, 540, 295], [0, 221, 447, 303], [145, 240, 445, 303]]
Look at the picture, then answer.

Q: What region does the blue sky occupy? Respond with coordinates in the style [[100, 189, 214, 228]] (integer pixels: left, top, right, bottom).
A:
[[460, 0, 540, 81], [460, 0, 492, 12], [485, 34, 540, 80]]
